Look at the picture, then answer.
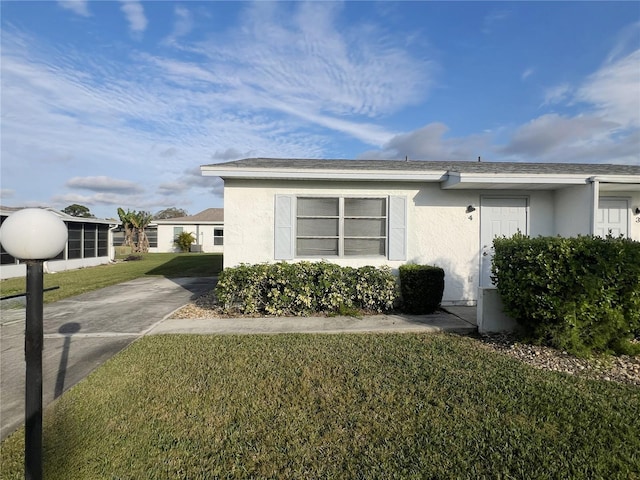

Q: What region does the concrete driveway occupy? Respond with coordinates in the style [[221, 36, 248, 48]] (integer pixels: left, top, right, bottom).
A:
[[0, 276, 216, 440]]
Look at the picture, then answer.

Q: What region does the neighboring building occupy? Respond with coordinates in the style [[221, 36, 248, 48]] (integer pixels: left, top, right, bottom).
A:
[[0, 206, 119, 280], [201, 158, 640, 307], [152, 208, 224, 253]]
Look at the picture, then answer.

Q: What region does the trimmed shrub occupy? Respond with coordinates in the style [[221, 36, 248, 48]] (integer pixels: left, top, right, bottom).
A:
[[399, 264, 445, 314], [492, 233, 640, 356], [215, 261, 397, 316]]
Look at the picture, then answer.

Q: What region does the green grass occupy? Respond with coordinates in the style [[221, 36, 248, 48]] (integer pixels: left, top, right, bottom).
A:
[[1, 333, 638, 479], [0, 253, 222, 303]]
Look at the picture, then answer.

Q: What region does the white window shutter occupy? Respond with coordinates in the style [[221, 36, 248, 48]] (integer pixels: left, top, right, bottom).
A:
[[388, 196, 407, 261], [274, 195, 294, 260]]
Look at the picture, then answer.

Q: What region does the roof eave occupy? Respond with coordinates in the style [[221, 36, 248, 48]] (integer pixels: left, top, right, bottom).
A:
[[200, 166, 446, 182], [441, 172, 593, 190]]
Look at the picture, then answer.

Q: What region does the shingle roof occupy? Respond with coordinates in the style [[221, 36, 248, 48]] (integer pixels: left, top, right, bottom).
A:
[[204, 157, 640, 176], [156, 208, 223, 223]]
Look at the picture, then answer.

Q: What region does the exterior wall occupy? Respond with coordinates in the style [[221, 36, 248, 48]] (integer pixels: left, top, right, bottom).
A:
[[156, 223, 224, 253], [223, 179, 638, 304], [223, 179, 562, 305], [554, 184, 594, 236]]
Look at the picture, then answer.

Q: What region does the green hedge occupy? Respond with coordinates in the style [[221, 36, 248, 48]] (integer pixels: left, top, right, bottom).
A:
[[214, 261, 398, 316], [398, 264, 445, 314], [492, 233, 640, 356]]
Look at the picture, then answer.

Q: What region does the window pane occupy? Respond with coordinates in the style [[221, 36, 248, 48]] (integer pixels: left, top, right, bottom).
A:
[[344, 198, 386, 217], [297, 198, 338, 216], [344, 218, 386, 237], [296, 238, 338, 256], [297, 218, 339, 236], [145, 227, 158, 248], [344, 238, 385, 256], [67, 223, 82, 259], [84, 224, 96, 258], [98, 225, 109, 256]]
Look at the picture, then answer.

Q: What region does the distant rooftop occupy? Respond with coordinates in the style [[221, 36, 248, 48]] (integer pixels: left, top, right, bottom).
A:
[[155, 208, 223, 223]]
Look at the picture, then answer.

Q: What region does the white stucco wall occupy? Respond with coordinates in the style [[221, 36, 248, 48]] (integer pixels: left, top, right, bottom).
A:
[[156, 224, 224, 253], [0, 256, 112, 280], [554, 184, 594, 236], [222, 179, 638, 304], [223, 180, 562, 304]]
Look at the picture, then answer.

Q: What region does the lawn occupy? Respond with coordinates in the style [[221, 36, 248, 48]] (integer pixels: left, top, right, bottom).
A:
[[1, 333, 638, 479], [0, 253, 222, 303]]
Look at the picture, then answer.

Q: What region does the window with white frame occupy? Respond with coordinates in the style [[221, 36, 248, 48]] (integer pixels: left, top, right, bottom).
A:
[[214, 228, 224, 245], [295, 197, 387, 257]]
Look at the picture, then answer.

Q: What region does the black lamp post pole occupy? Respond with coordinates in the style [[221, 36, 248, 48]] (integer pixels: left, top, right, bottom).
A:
[[25, 260, 44, 480]]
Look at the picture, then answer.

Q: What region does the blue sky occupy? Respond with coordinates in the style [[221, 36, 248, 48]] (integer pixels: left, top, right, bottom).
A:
[[1, 1, 639, 219]]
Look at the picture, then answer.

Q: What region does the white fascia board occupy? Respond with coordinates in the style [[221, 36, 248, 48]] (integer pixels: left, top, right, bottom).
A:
[[201, 166, 446, 182], [441, 172, 591, 189], [589, 175, 640, 184]]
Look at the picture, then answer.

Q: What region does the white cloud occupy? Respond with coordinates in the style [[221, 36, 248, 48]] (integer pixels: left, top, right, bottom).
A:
[[576, 49, 640, 128], [359, 123, 490, 161], [1, 189, 15, 199], [118, 0, 148, 35], [521, 68, 534, 81], [542, 83, 572, 107], [163, 5, 194, 45], [66, 176, 145, 194], [57, 0, 90, 17]]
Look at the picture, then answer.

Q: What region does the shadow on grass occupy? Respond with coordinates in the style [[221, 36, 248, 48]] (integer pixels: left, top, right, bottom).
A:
[[144, 254, 223, 278]]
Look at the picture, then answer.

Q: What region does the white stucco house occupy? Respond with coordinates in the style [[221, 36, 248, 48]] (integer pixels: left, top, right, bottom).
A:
[[152, 208, 224, 253], [201, 158, 640, 310], [1, 206, 119, 280]]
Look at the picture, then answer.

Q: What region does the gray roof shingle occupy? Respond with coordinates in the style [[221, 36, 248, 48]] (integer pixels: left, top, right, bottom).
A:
[[204, 158, 640, 176]]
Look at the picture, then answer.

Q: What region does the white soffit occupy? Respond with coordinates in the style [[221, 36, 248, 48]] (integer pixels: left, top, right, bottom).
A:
[[201, 166, 447, 182], [441, 172, 592, 190]]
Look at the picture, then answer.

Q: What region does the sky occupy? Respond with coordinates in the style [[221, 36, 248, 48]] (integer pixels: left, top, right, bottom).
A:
[[1, 1, 639, 219]]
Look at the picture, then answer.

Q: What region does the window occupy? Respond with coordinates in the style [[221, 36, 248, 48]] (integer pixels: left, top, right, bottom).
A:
[[214, 228, 224, 246], [84, 223, 97, 258], [295, 197, 387, 257], [0, 216, 17, 265], [173, 227, 183, 240], [145, 226, 158, 248], [98, 225, 109, 256], [67, 223, 83, 259]]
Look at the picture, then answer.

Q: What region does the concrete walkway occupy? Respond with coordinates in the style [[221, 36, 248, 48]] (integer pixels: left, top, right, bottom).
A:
[[1, 275, 476, 440], [148, 307, 477, 335]]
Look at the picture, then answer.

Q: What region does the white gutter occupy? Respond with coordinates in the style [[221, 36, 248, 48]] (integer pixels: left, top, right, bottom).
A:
[[589, 175, 640, 184], [201, 166, 446, 182], [442, 172, 591, 189]]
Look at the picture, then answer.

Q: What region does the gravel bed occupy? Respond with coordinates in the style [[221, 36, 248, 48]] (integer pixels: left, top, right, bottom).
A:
[[471, 333, 640, 387], [173, 294, 639, 387]]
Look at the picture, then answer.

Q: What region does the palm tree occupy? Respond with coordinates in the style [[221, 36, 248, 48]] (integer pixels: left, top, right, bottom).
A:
[[117, 208, 135, 250], [130, 211, 153, 253]]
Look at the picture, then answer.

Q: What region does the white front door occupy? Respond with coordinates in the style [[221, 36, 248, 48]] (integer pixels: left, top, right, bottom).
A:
[[596, 198, 628, 238], [480, 197, 528, 287]]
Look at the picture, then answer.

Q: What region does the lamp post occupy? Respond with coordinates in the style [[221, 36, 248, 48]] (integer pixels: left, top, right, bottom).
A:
[[0, 208, 68, 480]]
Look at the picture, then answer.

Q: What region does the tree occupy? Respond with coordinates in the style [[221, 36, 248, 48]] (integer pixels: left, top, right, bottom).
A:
[[154, 207, 188, 219], [117, 208, 136, 250], [174, 231, 196, 252], [130, 211, 153, 253], [117, 208, 154, 253], [62, 204, 94, 218]]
